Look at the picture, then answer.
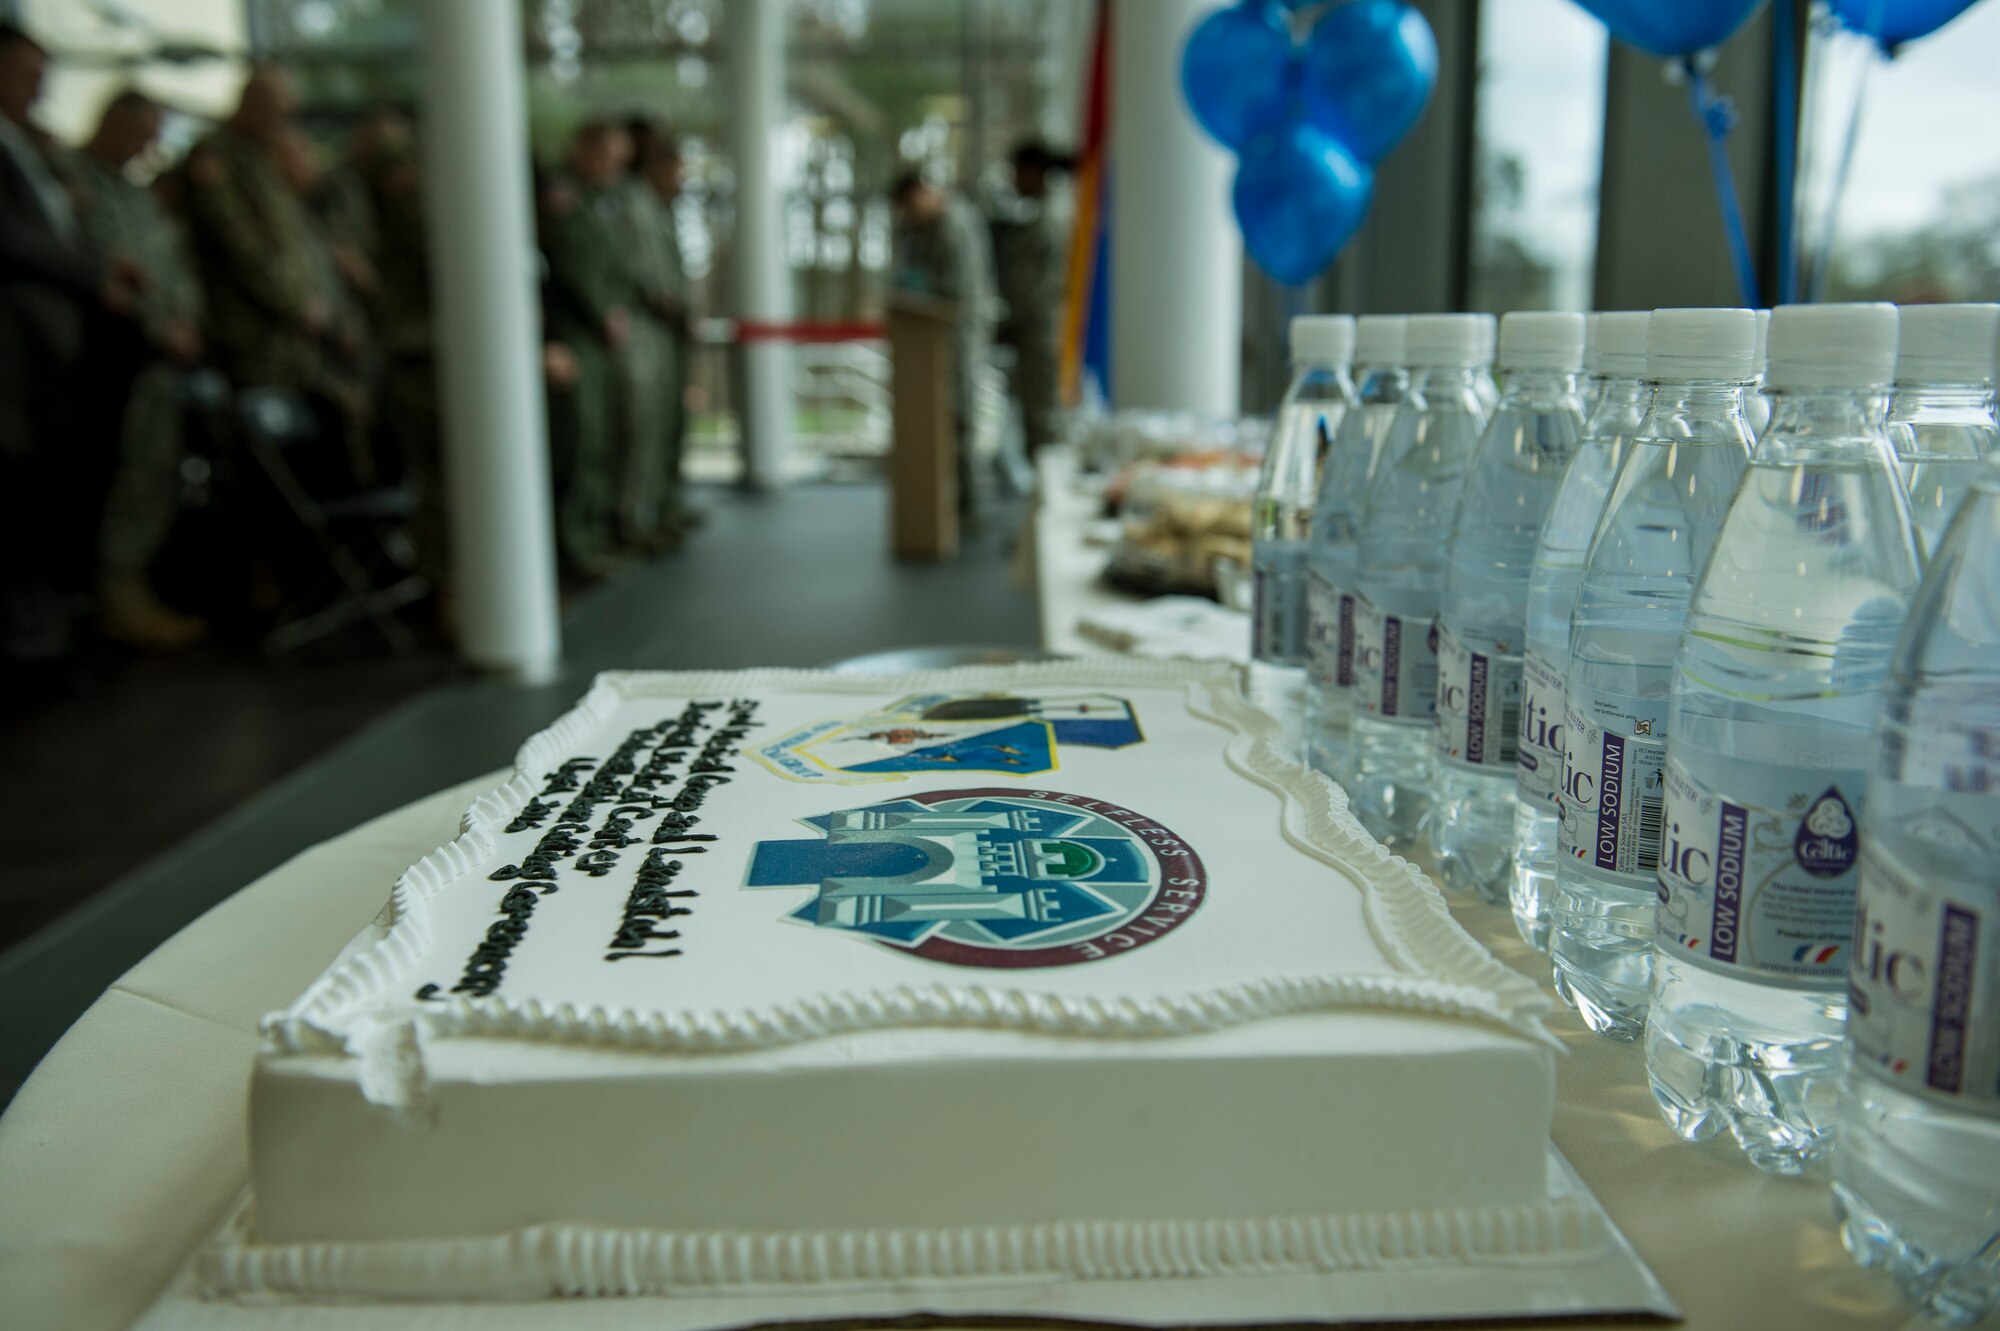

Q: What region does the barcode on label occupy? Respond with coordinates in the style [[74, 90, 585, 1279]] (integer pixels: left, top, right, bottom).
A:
[[1499, 703, 1520, 748], [1636, 794, 1663, 872]]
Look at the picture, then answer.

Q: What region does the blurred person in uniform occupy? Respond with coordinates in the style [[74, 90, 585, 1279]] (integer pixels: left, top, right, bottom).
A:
[[362, 131, 441, 591], [541, 119, 638, 578], [273, 125, 374, 484], [990, 141, 1071, 458], [890, 170, 995, 520], [182, 66, 327, 396], [614, 117, 694, 551], [65, 89, 209, 649], [319, 105, 408, 297], [0, 23, 147, 675]]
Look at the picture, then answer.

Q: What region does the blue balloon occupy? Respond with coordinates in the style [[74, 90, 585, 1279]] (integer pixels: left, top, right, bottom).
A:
[[1181, 2, 1297, 151], [1827, 0, 1980, 49], [1569, 0, 1767, 57], [1301, 1, 1437, 163], [1234, 125, 1373, 286]]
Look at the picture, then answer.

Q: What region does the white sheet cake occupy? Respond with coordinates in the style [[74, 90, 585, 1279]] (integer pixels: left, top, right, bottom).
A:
[[202, 660, 1587, 1302]]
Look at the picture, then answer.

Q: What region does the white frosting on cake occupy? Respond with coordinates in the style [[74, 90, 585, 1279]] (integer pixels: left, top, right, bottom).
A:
[[209, 661, 1574, 1302]]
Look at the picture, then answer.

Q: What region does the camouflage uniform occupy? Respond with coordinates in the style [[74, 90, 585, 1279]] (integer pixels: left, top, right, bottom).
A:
[[542, 171, 639, 573], [318, 160, 382, 283], [64, 149, 203, 586], [299, 173, 377, 485], [181, 125, 322, 390], [992, 201, 1065, 454], [893, 195, 996, 511], [609, 174, 689, 543], [366, 142, 441, 584]]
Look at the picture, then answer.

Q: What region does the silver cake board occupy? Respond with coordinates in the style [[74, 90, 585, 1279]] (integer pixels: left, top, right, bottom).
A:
[[138, 1148, 1677, 1330]]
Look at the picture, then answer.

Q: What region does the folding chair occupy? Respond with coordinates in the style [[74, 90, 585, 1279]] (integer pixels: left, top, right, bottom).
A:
[[234, 386, 428, 656]]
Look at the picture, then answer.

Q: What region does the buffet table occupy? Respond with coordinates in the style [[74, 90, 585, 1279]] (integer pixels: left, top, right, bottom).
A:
[[0, 762, 1921, 1331], [0, 450, 1924, 1329], [1022, 446, 1924, 1331]]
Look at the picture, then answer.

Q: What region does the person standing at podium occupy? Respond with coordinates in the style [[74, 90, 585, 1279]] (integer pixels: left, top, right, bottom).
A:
[[991, 141, 1070, 458], [889, 171, 994, 521]]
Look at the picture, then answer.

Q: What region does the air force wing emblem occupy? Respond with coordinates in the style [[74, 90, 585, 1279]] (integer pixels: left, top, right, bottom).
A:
[[750, 693, 1143, 784]]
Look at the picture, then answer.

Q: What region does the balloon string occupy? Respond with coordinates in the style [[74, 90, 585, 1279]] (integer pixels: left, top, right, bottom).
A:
[[1806, 44, 1873, 304], [1682, 58, 1761, 308], [1772, 3, 1799, 305], [1282, 280, 1305, 394]]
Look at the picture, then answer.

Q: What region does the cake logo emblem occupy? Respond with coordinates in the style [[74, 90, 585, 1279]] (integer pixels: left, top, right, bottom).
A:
[[744, 788, 1205, 968], [750, 693, 1142, 784]]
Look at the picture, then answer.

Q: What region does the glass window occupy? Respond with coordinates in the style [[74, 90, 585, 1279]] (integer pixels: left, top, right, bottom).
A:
[[1468, 0, 1608, 314], [1799, 5, 2000, 303], [77, 0, 1070, 478], [22, 0, 245, 145]]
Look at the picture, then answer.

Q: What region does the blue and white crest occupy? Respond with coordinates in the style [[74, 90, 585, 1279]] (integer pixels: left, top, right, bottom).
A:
[[744, 788, 1205, 968]]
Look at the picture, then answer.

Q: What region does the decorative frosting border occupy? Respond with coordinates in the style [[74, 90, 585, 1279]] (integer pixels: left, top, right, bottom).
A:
[[1184, 675, 1551, 1035], [259, 659, 1550, 1086], [200, 1191, 1608, 1301]]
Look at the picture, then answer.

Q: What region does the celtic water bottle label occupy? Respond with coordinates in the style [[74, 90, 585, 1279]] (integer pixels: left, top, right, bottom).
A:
[[1515, 652, 1565, 809], [1309, 580, 1359, 691], [1251, 566, 1307, 665], [1306, 575, 1339, 691], [1435, 624, 1520, 770], [1557, 685, 1667, 887], [1351, 593, 1436, 724], [1655, 756, 1864, 985], [1333, 590, 1356, 688], [1850, 841, 1999, 1118]]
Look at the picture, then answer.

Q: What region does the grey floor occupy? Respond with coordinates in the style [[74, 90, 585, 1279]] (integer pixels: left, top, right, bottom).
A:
[[0, 481, 1037, 1104]]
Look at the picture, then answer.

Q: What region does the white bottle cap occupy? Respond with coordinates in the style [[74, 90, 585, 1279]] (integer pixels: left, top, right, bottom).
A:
[[1896, 303, 2000, 386], [1648, 307, 1758, 382], [1765, 302, 1899, 390], [1753, 309, 1770, 378], [1354, 313, 1405, 366], [1497, 311, 1585, 372], [1591, 311, 1651, 378], [1289, 314, 1356, 367], [1404, 313, 1496, 369]]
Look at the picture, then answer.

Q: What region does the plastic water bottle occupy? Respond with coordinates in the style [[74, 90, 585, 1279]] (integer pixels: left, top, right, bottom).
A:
[[1346, 313, 1494, 850], [1574, 313, 1605, 424], [1429, 313, 1586, 900], [1747, 308, 1772, 439], [1886, 302, 1999, 559], [1834, 465, 2000, 1327], [1305, 314, 1407, 776], [1551, 309, 1757, 1038], [1648, 303, 1922, 1172], [1472, 318, 1500, 418], [1513, 311, 1652, 952], [1252, 315, 1356, 747]]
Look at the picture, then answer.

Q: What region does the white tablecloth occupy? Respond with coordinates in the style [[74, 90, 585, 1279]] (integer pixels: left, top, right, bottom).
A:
[[0, 777, 497, 1331]]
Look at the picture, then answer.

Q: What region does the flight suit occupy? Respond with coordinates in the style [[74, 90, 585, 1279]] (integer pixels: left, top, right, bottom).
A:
[[609, 175, 690, 545], [542, 171, 641, 573]]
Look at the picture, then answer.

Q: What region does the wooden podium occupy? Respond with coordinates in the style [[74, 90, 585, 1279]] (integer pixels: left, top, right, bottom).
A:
[[887, 290, 960, 561]]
